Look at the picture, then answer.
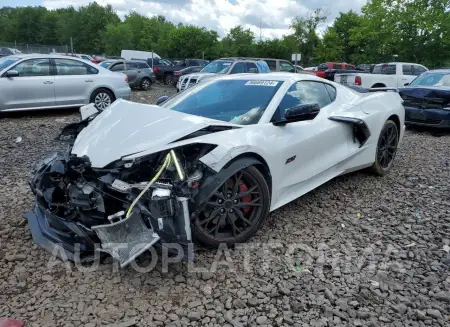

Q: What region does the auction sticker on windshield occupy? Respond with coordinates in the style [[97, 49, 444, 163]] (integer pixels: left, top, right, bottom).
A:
[[245, 80, 278, 86]]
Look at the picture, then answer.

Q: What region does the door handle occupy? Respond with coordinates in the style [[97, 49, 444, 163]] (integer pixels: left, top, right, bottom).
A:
[[43, 81, 53, 84], [85, 80, 93, 82]]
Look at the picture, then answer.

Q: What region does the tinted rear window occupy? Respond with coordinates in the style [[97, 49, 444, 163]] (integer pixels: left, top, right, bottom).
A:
[[372, 64, 396, 75]]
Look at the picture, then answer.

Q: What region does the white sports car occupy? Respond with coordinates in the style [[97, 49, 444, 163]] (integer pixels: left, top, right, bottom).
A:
[[26, 73, 405, 267]]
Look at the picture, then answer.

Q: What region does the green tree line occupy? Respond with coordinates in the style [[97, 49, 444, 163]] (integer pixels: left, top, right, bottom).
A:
[[0, 0, 449, 67]]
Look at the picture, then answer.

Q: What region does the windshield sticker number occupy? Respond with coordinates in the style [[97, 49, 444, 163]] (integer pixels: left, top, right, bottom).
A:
[[245, 80, 278, 87]]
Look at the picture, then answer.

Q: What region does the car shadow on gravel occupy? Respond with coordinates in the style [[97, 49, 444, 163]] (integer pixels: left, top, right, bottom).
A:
[[0, 107, 80, 119], [406, 125, 450, 137]]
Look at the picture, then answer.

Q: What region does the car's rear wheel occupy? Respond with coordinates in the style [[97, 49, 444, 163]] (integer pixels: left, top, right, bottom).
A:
[[164, 74, 173, 85], [370, 120, 399, 176], [193, 166, 270, 247], [140, 78, 152, 90], [90, 89, 114, 110]]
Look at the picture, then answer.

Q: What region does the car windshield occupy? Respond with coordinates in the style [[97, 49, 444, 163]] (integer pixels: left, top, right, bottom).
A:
[[100, 61, 113, 68], [200, 60, 233, 74], [161, 78, 283, 125], [0, 56, 19, 70], [409, 72, 450, 87], [160, 59, 172, 66]]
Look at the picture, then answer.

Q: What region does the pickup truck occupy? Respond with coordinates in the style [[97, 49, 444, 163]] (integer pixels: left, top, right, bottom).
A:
[[335, 62, 428, 89], [305, 62, 356, 78], [153, 58, 208, 84]]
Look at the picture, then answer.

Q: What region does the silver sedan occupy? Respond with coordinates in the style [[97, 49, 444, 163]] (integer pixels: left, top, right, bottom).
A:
[[0, 54, 131, 112]]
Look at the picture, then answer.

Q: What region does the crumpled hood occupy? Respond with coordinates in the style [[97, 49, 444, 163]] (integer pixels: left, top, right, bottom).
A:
[[398, 86, 450, 109], [71, 100, 220, 168]]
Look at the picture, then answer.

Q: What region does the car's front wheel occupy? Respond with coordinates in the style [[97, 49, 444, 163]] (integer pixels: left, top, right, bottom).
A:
[[90, 89, 114, 110], [370, 120, 399, 175], [193, 166, 270, 247]]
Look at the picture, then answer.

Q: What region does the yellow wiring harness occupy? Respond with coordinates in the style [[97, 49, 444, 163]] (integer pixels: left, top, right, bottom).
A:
[[125, 150, 184, 218]]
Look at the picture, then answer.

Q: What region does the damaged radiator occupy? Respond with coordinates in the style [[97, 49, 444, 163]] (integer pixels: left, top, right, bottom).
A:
[[92, 211, 160, 268]]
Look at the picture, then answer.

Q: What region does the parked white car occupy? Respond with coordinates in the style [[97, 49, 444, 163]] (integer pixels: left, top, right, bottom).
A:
[[335, 62, 428, 89], [0, 54, 131, 112], [27, 73, 405, 267]]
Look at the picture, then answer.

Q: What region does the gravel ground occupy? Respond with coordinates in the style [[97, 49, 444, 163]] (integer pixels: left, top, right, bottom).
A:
[[1, 84, 449, 327]]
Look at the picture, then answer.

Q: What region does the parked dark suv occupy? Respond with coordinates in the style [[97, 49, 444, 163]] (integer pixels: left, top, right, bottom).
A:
[[101, 60, 156, 90], [153, 58, 208, 84]]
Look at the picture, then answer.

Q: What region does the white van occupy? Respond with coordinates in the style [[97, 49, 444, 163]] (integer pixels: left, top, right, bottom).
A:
[[120, 50, 161, 61]]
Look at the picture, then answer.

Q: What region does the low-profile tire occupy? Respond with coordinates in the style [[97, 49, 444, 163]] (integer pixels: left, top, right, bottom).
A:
[[140, 78, 152, 90], [370, 120, 399, 176], [164, 74, 174, 85], [90, 88, 115, 110], [193, 166, 270, 247]]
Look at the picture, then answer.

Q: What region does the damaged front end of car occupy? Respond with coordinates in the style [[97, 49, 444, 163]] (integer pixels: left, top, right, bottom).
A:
[[26, 104, 221, 267]]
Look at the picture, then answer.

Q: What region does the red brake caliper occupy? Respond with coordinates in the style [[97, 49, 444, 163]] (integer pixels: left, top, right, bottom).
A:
[[239, 183, 252, 215]]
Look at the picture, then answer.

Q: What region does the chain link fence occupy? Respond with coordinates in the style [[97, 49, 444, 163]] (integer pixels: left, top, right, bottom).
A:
[[0, 42, 69, 55]]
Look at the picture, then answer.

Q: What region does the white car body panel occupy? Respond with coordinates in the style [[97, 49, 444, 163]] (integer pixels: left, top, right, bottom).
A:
[[73, 73, 405, 211], [335, 62, 428, 89]]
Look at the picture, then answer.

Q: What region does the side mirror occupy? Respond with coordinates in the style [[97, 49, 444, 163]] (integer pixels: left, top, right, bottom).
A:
[[404, 83, 409, 86], [156, 95, 169, 105], [6, 70, 19, 78], [273, 103, 320, 126]]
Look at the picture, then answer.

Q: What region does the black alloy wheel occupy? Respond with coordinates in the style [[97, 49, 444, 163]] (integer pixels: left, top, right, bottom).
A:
[[371, 120, 399, 175], [193, 166, 270, 247], [140, 78, 152, 90], [164, 74, 174, 85]]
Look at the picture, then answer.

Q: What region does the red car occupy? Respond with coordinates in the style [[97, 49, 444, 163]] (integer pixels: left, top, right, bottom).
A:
[[306, 62, 356, 78]]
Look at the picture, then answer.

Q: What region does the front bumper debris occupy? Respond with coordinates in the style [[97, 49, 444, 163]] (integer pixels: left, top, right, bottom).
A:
[[26, 149, 195, 268], [24, 203, 98, 263]]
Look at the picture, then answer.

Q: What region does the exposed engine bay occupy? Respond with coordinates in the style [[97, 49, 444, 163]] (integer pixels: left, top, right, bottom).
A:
[[28, 138, 215, 267]]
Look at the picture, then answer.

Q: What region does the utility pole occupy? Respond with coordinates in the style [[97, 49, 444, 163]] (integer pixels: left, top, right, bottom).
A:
[[70, 37, 73, 55], [259, 16, 262, 42]]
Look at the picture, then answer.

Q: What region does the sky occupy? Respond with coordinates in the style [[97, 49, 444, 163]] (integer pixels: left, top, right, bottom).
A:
[[0, 0, 368, 38]]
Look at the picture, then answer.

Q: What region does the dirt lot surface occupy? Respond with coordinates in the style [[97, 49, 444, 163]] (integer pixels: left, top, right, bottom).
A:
[[1, 84, 449, 327]]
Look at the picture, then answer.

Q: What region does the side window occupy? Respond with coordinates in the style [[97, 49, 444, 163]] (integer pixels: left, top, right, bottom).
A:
[[265, 60, 276, 71], [345, 65, 354, 70], [110, 63, 124, 71], [230, 62, 246, 74], [333, 64, 341, 69], [127, 62, 139, 70], [412, 65, 427, 76], [317, 63, 329, 71], [325, 84, 337, 100], [277, 81, 332, 119], [137, 62, 149, 69], [246, 62, 258, 73], [402, 64, 413, 75], [54, 59, 98, 75], [279, 61, 295, 72], [12, 59, 51, 77]]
